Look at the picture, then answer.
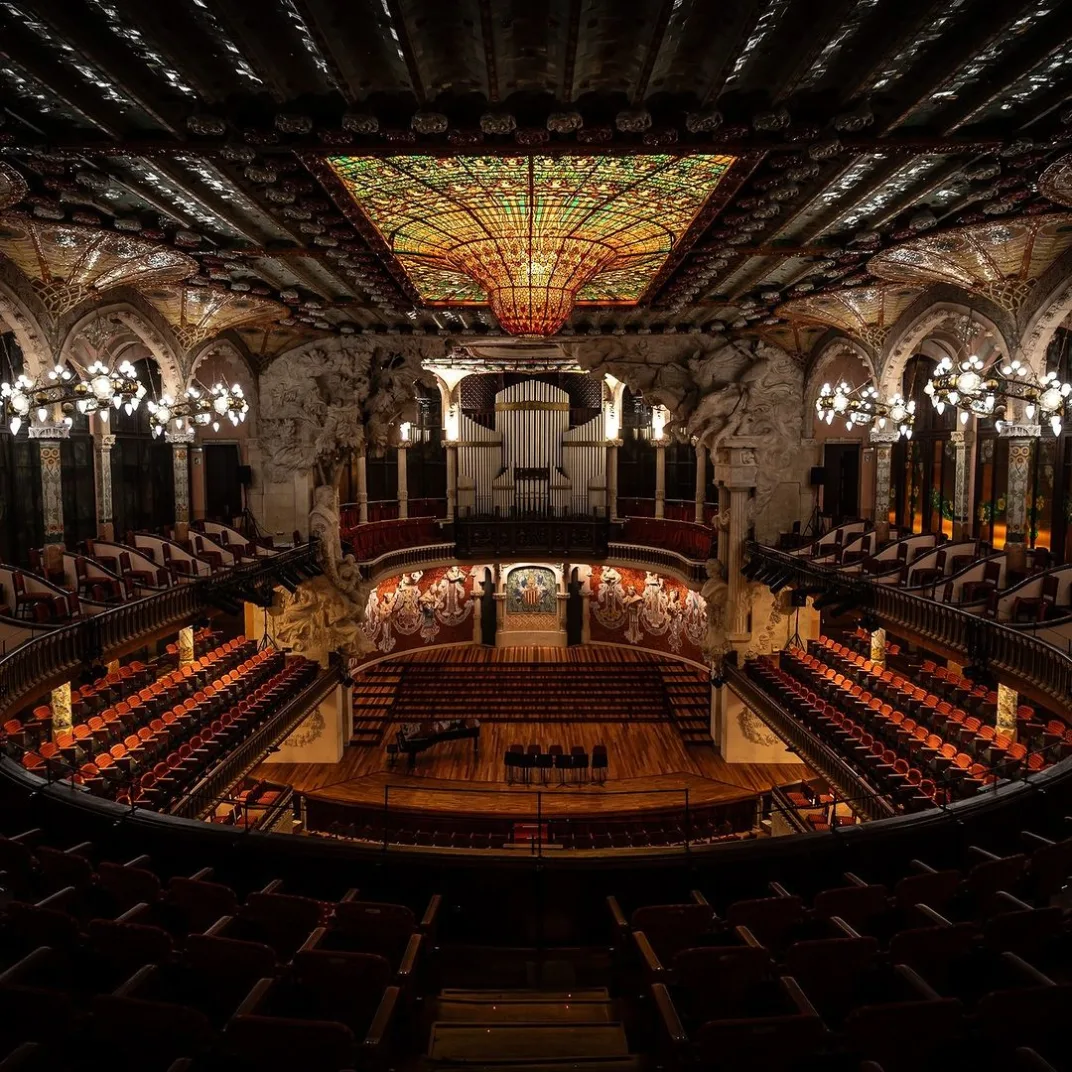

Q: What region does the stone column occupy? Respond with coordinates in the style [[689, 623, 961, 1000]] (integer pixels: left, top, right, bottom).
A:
[[166, 429, 194, 530], [870, 427, 900, 536], [396, 444, 409, 519], [354, 446, 368, 524], [189, 443, 207, 522], [446, 445, 458, 521], [606, 443, 619, 520], [1001, 423, 1038, 564], [51, 681, 72, 738], [177, 625, 195, 668], [714, 437, 759, 645], [95, 433, 116, 540], [996, 682, 1018, 742], [869, 628, 886, 669], [654, 442, 666, 518], [694, 443, 707, 525]]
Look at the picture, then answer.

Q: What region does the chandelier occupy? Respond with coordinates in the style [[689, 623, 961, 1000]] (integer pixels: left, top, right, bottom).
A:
[[147, 382, 249, 437], [816, 381, 915, 438], [924, 354, 1072, 434], [0, 359, 147, 434]]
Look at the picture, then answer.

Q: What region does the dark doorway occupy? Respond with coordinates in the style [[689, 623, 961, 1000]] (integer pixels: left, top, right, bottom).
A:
[[822, 443, 861, 522], [205, 443, 242, 523]]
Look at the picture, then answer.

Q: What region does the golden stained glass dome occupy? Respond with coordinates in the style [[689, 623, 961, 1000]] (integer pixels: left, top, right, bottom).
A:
[[326, 152, 735, 336]]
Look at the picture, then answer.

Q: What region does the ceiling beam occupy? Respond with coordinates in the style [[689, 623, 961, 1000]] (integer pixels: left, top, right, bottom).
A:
[[0, 12, 123, 137], [382, 0, 427, 105], [560, 0, 582, 102], [24, 0, 185, 136], [631, 0, 676, 106], [478, 0, 500, 103]]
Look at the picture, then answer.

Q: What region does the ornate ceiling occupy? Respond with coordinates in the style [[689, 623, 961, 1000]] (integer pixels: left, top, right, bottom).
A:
[[0, 0, 1068, 358]]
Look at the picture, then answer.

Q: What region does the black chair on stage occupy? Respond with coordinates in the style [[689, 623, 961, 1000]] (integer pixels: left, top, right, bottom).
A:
[[571, 746, 589, 784], [504, 750, 519, 785], [535, 750, 553, 784], [592, 744, 608, 784], [552, 747, 570, 786]]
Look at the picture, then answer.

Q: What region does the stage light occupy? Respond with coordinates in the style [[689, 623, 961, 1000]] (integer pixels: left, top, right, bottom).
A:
[[768, 569, 794, 594]]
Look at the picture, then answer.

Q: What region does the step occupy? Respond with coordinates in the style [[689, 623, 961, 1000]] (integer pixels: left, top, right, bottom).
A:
[[435, 1000, 614, 1023], [428, 1023, 629, 1062], [439, 989, 610, 1002]]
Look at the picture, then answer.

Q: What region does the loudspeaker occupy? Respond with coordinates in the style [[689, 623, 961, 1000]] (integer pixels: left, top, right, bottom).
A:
[[237, 465, 253, 485], [809, 466, 826, 485], [791, 589, 809, 607]]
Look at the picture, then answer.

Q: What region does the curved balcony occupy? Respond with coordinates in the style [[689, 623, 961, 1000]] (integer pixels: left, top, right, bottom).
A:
[[747, 542, 1072, 712]]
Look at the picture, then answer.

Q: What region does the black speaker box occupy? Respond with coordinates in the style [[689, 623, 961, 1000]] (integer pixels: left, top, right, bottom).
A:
[[809, 466, 826, 485]]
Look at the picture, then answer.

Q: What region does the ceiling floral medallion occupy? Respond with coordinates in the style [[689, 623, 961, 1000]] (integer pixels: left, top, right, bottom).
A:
[[775, 284, 920, 349], [1038, 155, 1072, 209], [324, 152, 736, 336], [0, 213, 198, 316], [868, 213, 1072, 315], [140, 284, 285, 350], [0, 163, 28, 211]]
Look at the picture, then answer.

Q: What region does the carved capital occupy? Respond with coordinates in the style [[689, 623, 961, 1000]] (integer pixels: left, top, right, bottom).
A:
[[165, 429, 196, 445], [998, 424, 1041, 439], [28, 421, 70, 439], [868, 427, 902, 444]]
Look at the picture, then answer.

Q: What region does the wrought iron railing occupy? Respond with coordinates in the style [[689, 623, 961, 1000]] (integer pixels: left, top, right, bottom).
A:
[[747, 542, 1072, 709], [0, 543, 317, 717]]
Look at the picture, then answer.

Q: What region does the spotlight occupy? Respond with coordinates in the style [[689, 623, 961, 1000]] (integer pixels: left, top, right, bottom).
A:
[[768, 569, 794, 594], [790, 589, 809, 607], [741, 558, 764, 580]]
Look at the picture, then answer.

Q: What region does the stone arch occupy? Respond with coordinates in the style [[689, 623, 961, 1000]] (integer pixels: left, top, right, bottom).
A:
[[1017, 248, 1072, 376], [803, 334, 877, 437], [186, 335, 259, 435], [58, 298, 183, 397], [0, 270, 52, 378], [878, 290, 1014, 399]]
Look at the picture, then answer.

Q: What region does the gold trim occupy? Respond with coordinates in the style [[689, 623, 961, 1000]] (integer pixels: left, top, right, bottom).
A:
[[494, 401, 570, 412]]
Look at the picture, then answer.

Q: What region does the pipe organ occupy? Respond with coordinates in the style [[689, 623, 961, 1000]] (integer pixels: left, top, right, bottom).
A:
[[455, 378, 607, 516]]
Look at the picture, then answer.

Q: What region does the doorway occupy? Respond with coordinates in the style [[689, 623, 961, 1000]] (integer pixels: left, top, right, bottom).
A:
[[205, 443, 242, 523], [823, 443, 861, 523]]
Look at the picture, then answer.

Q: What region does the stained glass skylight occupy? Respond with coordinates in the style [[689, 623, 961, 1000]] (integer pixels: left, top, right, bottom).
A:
[[326, 153, 735, 335]]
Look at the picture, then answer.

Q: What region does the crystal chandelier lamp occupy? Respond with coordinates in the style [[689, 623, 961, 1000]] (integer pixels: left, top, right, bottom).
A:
[[1, 359, 148, 434], [816, 381, 915, 438], [925, 354, 1072, 434], [147, 382, 249, 437]]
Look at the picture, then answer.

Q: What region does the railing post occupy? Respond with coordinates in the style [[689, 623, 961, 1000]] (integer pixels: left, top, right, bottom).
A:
[[537, 790, 542, 858], [383, 783, 390, 853], [684, 787, 690, 853]]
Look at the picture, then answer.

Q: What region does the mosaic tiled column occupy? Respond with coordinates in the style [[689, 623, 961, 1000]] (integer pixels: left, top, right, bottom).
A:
[[950, 429, 973, 541], [189, 443, 206, 522], [397, 444, 409, 519], [694, 443, 707, 525], [870, 628, 886, 669], [445, 444, 457, 521], [654, 442, 666, 518], [95, 433, 116, 539], [31, 422, 69, 548], [715, 437, 758, 644], [1001, 425, 1038, 551], [51, 682, 72, 739], [167, 430, 194, 527], [177, 625, 194, 668], [996, 682, 1018, 742], [869, 427, 900, 526]]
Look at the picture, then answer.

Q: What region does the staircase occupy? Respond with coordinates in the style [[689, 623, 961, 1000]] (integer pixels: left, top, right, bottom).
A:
[[659, 663, 713, 745], [425, 979, 640, 1070], [349, 662, 403, 746]]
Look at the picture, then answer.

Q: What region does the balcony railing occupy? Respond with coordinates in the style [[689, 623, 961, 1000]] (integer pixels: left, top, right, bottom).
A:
[[747, 542, 1072, 710], [0, 543, 317, 717]]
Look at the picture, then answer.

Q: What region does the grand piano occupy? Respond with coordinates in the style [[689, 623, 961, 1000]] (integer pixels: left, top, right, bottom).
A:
[[394, 718, 480, 769]]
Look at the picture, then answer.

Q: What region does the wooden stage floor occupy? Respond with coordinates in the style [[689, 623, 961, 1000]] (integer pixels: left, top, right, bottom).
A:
[[258, 718, 808, 819]]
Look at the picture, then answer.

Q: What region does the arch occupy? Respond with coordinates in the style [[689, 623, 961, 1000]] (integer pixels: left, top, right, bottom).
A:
[[1017, 247, 1072, 377], [58, 299, 183, 397], [803, 334, 877, 437], [0, 270, 51, 379], [186, 335, 259, 436], [878, 290, 1014, 400]]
